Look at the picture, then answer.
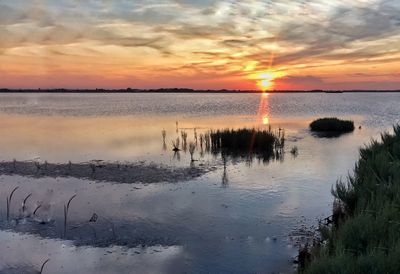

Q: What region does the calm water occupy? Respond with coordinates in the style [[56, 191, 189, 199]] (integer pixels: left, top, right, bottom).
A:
[[0, 92, 399, 273]]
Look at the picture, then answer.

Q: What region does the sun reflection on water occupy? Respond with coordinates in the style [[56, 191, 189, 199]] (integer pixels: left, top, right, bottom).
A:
[[256, 92, 271, 127]]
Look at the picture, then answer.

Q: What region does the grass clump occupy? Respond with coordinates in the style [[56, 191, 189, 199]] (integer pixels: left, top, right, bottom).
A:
[[210, 128, 284, 158], [302, 126, 400, 273], [310, 117, 354, 133]]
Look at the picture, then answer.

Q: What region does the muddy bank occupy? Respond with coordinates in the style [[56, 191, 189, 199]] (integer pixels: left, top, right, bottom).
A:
[[0, 160, 216, 184]]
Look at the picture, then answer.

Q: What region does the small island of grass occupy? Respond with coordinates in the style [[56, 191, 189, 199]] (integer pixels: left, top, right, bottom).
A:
[[309, 117, 354, 133], [210, 128, 285, 160]]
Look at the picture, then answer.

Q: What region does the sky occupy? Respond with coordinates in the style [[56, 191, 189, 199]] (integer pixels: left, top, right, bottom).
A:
[[0, 0, 400, 90]]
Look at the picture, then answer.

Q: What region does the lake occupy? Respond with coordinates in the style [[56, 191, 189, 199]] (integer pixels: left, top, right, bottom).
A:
[[0, 92, 399, 273]]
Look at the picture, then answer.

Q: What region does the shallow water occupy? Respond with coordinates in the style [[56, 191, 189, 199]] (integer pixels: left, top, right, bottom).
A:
[[0, 92, 399, 273]]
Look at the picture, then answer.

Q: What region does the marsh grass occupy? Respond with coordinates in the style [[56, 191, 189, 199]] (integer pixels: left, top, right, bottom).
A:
[[209, 128, 284, 161], [204, 132, 211, 151], [290, 146, 299, 157], [39, 258, 50, 274], [21, 193, 32, 214], [90, 163, 96, 174], [63, 194, 77, 238], [172, 137, 180, 152], [189, 142, 196, 161], [34, 161, 41, 172], [194, 128, 198, 144], [303, 125, 400, 273], [181, 131, 188, 151], [33, 204, 42, 216], [309, 117, 354, 133], [6, 186, 19, 221]]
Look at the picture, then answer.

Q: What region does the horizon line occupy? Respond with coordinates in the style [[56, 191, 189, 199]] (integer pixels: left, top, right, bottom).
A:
[[0, 88, 400, 94]]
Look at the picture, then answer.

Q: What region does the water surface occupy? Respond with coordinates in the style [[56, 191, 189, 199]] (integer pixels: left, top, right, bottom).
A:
[[0, 92, 399, 273]]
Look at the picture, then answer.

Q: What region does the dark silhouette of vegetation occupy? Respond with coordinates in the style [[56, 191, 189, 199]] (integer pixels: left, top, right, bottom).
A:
[[172, 137, 181, 152], [302, 126, 400, 273], [210, 128, 283, 152], [209, 128, 284, 162], [310, 117, 354, 133], [290, 146, 299, 157]]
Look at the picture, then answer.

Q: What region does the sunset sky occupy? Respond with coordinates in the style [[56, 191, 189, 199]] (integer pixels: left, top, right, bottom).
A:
[[1, 0, 400, 90]]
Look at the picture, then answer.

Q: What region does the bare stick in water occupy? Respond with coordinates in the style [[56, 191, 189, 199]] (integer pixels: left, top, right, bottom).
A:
[[22, 193, 32, 214], [33, 204, 42, 216], [63, 194, 77, 238], [6, 186, 19, 221], [39, 258, 50, 274]]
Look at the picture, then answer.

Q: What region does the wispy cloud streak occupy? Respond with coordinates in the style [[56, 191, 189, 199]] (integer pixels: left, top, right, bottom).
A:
[[0, 0, 399, 89]]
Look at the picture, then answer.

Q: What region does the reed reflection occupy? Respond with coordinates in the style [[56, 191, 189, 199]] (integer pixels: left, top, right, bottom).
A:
[[221, 153, 229, 188]]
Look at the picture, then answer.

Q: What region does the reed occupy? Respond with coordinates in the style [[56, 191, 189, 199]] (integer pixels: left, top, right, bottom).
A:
[[181, 131, 188, 150], [172, 137, 180, 152], [6, 186, 19, 221], [90, 163, 96, 174], [204, 132, 211, 151], [63, 194, 77, 238], [161, 129, 167, 143], [33, 204, 42, 216], [290, 146, 299, 156], [189, 142, 196, 161], [21, 193, 32, 214], [309, 117, 354, 133], [34, 161, 41, 171], [39, 258, 50, 274], [199, 134, 204, 148]]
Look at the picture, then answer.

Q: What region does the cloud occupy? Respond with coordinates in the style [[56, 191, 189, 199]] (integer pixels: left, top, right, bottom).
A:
[[275, 75, 326, 90], [0, 0, 400, 89]]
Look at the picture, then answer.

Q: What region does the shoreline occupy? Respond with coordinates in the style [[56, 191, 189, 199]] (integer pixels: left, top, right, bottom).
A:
[[302, 126, 400, 273], [0, 160, 216, 184]]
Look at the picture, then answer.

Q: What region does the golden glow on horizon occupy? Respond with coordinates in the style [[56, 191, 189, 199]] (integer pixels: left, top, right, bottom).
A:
[[250, 70, 286, 91], [262, 115, 270, 125]]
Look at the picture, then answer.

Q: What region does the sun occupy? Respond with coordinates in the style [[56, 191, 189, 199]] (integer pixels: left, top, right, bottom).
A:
[[256, 72, 275, 91], [262, 115, 270, 125], [260, 79, 272, 90], [250, 70, 286, 92]]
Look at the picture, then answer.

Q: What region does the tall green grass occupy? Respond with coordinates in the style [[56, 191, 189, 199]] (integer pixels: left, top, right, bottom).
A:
[[303, 126, 400, 274], [310, 117, 354, 133]]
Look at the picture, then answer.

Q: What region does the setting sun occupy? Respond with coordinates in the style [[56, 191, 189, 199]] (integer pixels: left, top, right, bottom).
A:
[[250, 70, 286, 91], [259, 79, 273, 91]]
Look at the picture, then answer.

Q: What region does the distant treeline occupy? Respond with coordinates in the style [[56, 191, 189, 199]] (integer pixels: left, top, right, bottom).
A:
[[0, 88, 399, 93]]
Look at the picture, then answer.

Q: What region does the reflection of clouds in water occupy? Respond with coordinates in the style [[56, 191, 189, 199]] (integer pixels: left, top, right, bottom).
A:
[[0, 231, 183, 274], [0, 174, 296, 272]]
